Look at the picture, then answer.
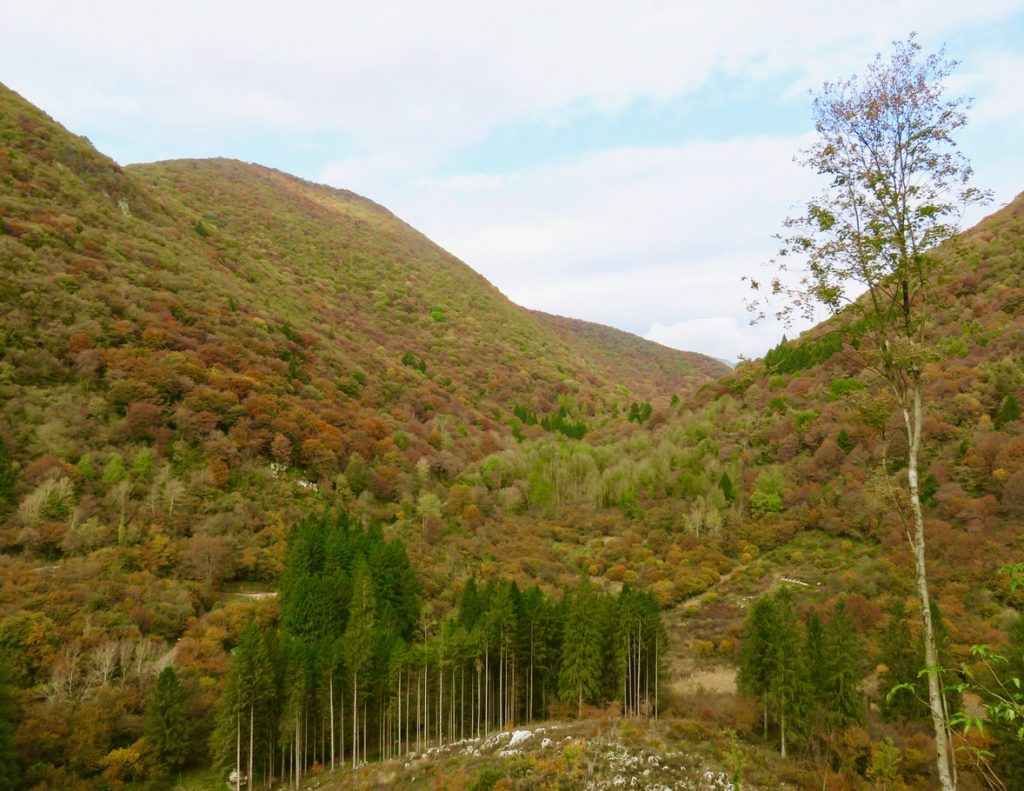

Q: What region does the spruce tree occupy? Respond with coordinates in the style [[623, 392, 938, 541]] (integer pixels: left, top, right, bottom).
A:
[[210, 622, 276, 790], [344, 560, 377, 767], [558, 581, 604, 717], [823, 599, 861, 726], [804, 612, 827, 703], [143, 666, 192, 776], [880, 600, 927, 721], [769, 587, 809, 758], [738, 594, 780, 740]]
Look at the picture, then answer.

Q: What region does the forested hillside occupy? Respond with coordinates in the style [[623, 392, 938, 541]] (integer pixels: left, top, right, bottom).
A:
[[2, 76, 1024, 791], [0, 83, 728, 788]]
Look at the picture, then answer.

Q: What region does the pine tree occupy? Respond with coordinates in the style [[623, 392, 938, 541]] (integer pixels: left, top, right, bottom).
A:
[[804, 612, 827, 702], [143, 666, 192, 777], [210, 622, 277, 790], [0, 653, 19, 789], [344, 560, 377, 767], [718, 471, 737, 502], [823, 599, 861, 726], [880, 600, 927, 721], [769, 587, 809, 758], [558, 581, 604, 717], [738, 594, 780, 740]]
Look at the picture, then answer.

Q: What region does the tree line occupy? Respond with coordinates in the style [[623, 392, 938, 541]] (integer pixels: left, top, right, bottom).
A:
[[157, 510, 670, 789]]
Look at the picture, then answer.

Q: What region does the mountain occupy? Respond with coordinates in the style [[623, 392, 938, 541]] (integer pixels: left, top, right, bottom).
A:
[[3, 78, 1024, 790]]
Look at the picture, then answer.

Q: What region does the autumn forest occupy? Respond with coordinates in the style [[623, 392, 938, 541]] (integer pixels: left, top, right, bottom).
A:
[[1, 37, 1024, 791]]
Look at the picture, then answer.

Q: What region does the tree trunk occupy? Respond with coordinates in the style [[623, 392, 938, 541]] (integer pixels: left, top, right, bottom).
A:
[[248, 704, 254, 791], [903, 383, 956, 790], [236, 708, 241, 791], [780, 706, 786, 759], [352, 672, 358, 769], [329, 675, 335, 769]]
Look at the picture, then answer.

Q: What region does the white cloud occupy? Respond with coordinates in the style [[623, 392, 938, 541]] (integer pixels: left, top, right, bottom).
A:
[[646, 316, 795, 363], [359, 136, 822, 358], [2, 0, 1021, 359], [5, 1, 1021, 155]]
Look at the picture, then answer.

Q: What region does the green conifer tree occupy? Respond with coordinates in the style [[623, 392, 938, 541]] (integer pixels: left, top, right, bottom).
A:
[[804, 612, 827, 704], [143, 666, 192, 777], [344, 560, 377, 767], [823, 599, 861, 726], [558, 581, 604, 717], [880, 600, 928, 721], [739, 594, 780, 740], [769, 587, 810, 757]]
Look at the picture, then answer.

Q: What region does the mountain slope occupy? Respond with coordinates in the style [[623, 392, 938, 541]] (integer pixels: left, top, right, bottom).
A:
[[0, 80, 725, 633]]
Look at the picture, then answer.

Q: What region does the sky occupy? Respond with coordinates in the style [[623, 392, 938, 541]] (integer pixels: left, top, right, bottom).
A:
[[3, 2, 1024, 362]]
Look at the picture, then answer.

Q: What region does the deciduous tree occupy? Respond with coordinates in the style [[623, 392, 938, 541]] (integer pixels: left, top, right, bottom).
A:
[[748, 35, 988, 789]]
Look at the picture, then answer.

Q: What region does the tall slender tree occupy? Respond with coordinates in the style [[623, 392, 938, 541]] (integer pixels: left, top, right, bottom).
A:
[[739, 594, 781, 739], [558, 581, 604, 718], [823, 599, 861, 727], [769, 587, 809, 758], [143, 666, 192, 778], [748, 35, 988, 790], [344, 559, 377, 768]]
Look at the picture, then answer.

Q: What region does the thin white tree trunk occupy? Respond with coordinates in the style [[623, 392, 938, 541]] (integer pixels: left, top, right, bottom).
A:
[[236, 707, 241, 791], [903, 384, 956, 791], [780, 707, 786, 759], [248, 704, 254, 791], [352, 672, 358, 769]]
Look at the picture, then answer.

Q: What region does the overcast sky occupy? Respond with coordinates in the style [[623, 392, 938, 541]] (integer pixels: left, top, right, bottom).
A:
[[4, 2, 1023, 361]]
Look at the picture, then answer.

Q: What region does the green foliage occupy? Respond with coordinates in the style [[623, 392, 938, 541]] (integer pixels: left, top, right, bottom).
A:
[[738, 595, 779, 702], [920, 473, 939, 508], [996, 392, 1021, 428], [880, 600, 926, 722], [558, 580, 607, 715], [540, 409, 587, 440], [763, 334, 843, 376], [750, 469, 785, 519], [0, 438, 15, 511], [822, 599, 861, 726], [627, 401, 652, 424], [401, 351, 427, 372], [828, 377, 864, 400], [512, 403, 538, 426], [792, 409, 818, 432], [718, 471, 737, 503], [102, 454, 126, 485], [866, 737, 902, 787], [193, 219, 210, 236], [143, 666, 192, 774], [132, 447, 154, 480], [0, 654, 19, 789], [76, 454, 96, 481], [836, 428, 853, 455]]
